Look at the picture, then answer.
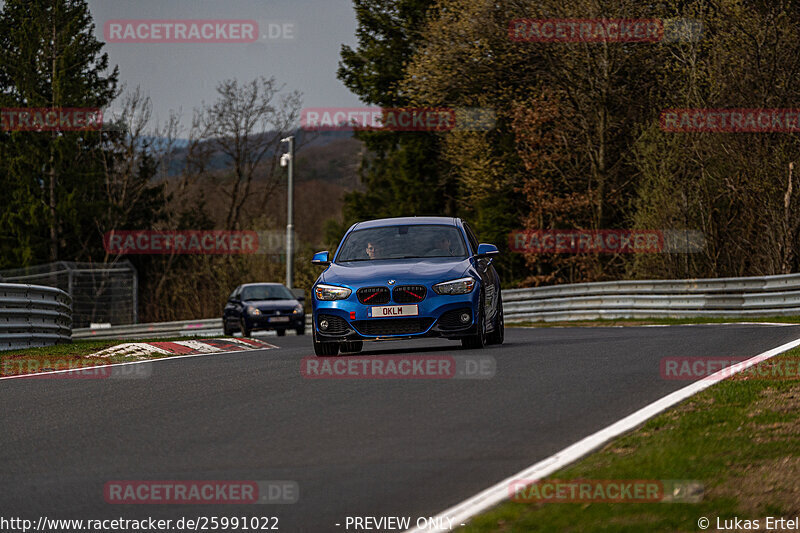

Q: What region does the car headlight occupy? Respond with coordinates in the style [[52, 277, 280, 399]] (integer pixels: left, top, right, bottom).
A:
[[433, 277, 476, 295], [293, 304, 304, 314], [314, 283, 352, 301], [247, 306, 261, 316]]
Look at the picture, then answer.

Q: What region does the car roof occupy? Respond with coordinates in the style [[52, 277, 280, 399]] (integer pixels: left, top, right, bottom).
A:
[[351, 216, 460, 230]]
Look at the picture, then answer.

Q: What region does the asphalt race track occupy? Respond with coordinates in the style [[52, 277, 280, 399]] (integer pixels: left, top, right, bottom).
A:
[[2, 324, 800, 532]]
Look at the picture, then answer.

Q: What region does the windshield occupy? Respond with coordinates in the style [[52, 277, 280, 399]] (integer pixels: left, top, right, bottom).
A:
[[240, 284, 294, 301], [336, 225, 468, 262]]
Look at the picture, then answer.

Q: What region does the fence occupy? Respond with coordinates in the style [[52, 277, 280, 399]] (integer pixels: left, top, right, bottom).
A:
[[0, 261, 137, 328], [0, 283, 72, 351]]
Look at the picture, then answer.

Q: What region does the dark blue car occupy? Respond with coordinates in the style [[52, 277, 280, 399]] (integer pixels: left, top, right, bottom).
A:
[[223, 283, 306, 337], [310, 217, 504, 356]]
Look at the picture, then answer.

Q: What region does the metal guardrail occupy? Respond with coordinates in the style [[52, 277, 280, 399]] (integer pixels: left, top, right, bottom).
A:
[[73, 318, 223, 340], [504, 273, 800, 322], [70, 272, 800, 339], [0, 261, 137, 328], [0, 283, 72, 351], [73, 316, 313, 340]]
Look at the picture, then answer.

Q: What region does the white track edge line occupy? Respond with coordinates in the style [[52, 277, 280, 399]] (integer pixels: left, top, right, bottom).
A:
[[405, 336, 800, 533], [0, 341, 279, 381]]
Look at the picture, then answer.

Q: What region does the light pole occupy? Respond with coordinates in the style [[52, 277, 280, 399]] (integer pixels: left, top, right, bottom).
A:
[[280, 136, 295, 289]]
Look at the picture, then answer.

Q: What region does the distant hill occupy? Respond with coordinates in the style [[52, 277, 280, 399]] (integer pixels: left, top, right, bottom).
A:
[[160, 129, 357, 177], [158, 129, 364, 246]]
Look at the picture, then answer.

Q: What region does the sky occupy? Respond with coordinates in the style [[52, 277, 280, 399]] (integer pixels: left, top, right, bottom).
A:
[[84, 0, 362, 132]]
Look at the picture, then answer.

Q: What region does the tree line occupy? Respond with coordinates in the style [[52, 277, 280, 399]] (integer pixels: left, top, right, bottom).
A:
[[336, 0, 800, 285], [3, 0, 800, 323], [0, 0, 309, 321]]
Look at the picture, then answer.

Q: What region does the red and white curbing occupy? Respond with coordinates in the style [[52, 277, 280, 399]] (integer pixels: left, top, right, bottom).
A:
[[89, 338, 277, 359]]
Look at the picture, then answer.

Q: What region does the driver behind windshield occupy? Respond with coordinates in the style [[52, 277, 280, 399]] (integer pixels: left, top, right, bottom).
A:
[[336, 225, 466, 261], [427, 234, 454, 256], [365, 241, 382, 259]]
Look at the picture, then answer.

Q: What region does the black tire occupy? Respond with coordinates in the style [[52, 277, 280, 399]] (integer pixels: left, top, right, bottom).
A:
[[313, 329, 340, 356], [461, 302, 486, 349], [240, 319, 251, 338], [223, 317, 234, 336], [296, 326, 306, 336], [277, 329, 286, 337], [341, 341, 363, 353], [486, 296, 504, 345]]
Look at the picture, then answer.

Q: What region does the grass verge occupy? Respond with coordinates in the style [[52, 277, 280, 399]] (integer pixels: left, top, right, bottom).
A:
[[460, 348, 800, 532]]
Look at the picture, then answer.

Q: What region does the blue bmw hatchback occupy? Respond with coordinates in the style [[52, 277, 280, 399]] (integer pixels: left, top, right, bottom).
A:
[[310, 217, 504, 356]]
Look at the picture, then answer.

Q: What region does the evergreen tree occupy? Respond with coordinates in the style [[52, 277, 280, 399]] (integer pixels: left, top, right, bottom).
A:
[[333, 0, 446, 242], [0, 0, 119, 266]]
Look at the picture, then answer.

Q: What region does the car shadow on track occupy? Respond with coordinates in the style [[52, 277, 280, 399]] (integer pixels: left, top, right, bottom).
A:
[[351, 342, 511, 357]]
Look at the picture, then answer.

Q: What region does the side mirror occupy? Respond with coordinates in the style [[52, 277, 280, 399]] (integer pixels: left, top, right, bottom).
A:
[[291, 288, 306, 302], [475, 243, 499, 258], [312, 251, 330, 265]]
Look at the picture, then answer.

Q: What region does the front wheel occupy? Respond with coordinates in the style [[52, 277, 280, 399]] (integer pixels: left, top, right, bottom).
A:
[[240, 319, 251, 338], [313, 329, 340, 356], [486, 297, 504, 345], [296, 325, 306, 336], [277, 329, 286, 337], [223, 317, 234, 336], [461, 303, 486, 349]]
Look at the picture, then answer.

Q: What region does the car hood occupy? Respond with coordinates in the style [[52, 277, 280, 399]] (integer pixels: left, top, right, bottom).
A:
[[242, 299, 301, 311], [321, 257, 471, 287]]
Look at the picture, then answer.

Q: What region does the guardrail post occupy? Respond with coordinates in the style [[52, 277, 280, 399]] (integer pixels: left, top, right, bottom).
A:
[[132, 264, 138, 324]]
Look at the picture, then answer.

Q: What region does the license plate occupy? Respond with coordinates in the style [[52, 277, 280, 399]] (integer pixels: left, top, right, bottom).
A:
[[369, 304, 419, 318], [268, 316, 290, 323]]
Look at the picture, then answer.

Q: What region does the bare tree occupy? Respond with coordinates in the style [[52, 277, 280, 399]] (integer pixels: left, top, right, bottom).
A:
[[189, 77, 302, 230], [95, 86, 177, 263]]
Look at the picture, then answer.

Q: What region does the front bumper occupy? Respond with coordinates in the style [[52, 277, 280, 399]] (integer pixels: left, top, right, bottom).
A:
[[312, 291, 479, 341], [244, 314, 305, 331]]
